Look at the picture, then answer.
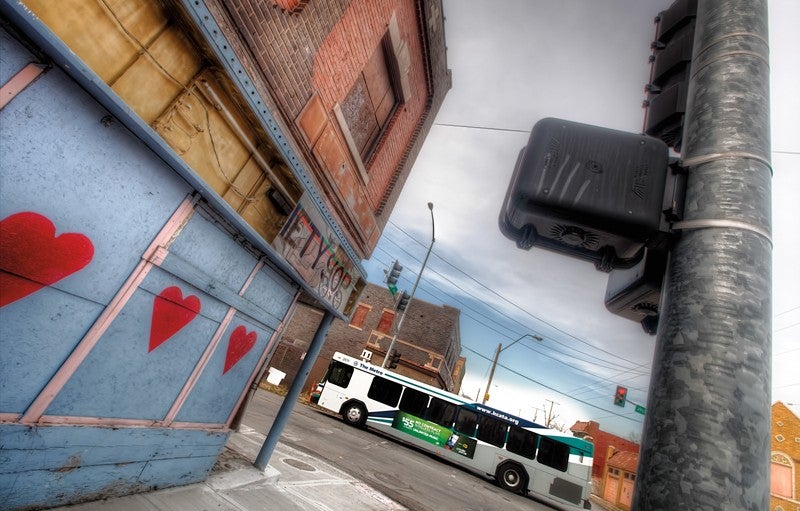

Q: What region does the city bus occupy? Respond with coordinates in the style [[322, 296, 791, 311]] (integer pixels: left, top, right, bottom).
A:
[[313, 352, 594, 510]]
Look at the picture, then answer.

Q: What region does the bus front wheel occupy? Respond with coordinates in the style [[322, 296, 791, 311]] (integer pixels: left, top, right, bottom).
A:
[[342, 401, 367, 428], [496, 462, 528, 495]]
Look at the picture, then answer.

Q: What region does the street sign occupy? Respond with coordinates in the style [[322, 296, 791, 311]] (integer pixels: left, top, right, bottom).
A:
[[635, 405, 646, 415]]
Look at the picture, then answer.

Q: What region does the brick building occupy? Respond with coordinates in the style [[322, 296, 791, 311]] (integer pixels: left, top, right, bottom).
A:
[[0, 0, 449, 508], [570, 420, 640, 482], [771, 401, 800, 510], [208, 0, 452, 259], [270, 282, 466, 393]]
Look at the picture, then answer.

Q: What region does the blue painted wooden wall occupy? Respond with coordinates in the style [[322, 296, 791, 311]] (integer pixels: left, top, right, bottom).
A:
[[0, 24, 297, 510]]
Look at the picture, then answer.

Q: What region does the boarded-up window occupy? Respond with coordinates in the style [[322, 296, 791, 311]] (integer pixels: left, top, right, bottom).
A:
[[340, 42, 396, 161], [770, 456, 793, 498], [349, 303, 370, 329], [376, 309, 395, 334]]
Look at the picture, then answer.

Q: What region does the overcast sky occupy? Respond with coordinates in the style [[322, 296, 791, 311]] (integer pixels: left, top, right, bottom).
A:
[[362, 0, 799, 438]]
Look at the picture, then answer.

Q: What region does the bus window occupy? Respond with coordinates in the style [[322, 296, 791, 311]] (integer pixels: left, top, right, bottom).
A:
[[454, 408, 478, 436], [367, 376, 402, 407], [476, 415, 508, 448], [506, 426, 538, 459], [537, 437, 570, 472], [399, 387, 429, 417], [425, 397, 456, 428], [325, 361, 354, 388]]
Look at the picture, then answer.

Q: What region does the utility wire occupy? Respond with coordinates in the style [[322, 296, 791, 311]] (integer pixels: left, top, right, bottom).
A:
[[374, 242, 647, 377], [434, 122, 531, 134], [462, 345, 644, 424], [372, 244, 650, 393], [385, 221, 650, 371]]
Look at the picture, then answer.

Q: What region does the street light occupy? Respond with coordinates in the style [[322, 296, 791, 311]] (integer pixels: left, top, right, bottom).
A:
[[482, 333, 543, 404], [382, 202, 435, 368]]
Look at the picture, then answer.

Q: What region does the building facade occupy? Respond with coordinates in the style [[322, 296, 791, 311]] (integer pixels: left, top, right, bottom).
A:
[[601, 447, 639, 510], [771, 401, 800, 510], [570, 420, 640, 482], [270, 282, 465, 393], [0, 1, 449, 509]]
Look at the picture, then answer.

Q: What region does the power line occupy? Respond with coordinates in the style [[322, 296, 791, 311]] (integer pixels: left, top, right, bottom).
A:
[[385, 221, 651, 371], [461, 345, 644, 424], [374, 240, 648, 377], [372, 241, 650, 393], [434, 122, 530, 134]]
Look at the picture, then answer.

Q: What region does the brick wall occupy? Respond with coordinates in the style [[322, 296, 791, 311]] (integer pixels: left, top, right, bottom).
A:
[[206, 0, 450, 258], [267, 282, 462, 392]]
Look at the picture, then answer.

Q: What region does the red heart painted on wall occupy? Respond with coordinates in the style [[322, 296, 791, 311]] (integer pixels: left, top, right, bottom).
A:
[[223, 325, 257, 374], [0, 212, 94, 308], [148, 286, 201, 352]]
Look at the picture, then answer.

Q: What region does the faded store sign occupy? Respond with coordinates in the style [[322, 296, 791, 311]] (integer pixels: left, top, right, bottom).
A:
[[274, 196, 363, 315]]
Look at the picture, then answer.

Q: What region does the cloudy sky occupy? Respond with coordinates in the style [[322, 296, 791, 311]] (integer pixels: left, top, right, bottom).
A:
[[362, 0, 799, 438]]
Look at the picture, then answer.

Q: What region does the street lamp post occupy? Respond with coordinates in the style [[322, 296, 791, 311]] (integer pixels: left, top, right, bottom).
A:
[[482, 333, 542, 404], [382, 202, 435, 368]]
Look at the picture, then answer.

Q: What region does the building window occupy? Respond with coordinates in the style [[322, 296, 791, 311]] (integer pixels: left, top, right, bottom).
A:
[[349, 303, 371, 329], [770, 453, 794, 498], [335, 14, 411, 171], [339, 41, 397, 162], [376, 309, 395, 334]]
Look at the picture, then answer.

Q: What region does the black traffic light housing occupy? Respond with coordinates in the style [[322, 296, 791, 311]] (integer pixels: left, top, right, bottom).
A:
[[386, 260, 403, 295], [388, 350, 401, 369], [605, 248, 668, 335], [614, 386, 628, 407], [499, 118, 671, 272], [396, 291, 411, 312], [644, 0, 697, 151]]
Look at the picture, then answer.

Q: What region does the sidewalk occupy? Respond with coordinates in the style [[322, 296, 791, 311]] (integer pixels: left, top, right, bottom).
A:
[[53, 425, 406, 511]]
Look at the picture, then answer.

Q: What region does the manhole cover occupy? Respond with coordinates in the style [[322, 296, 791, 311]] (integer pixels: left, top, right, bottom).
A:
[[283, 458, 316, 472]]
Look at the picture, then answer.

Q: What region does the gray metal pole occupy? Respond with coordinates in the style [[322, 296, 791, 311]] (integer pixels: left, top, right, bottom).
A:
[[482, 343, 503, 404], [254, 310, 334, 471], [633, 1, 771, 509], [382, 203, 435, 367]]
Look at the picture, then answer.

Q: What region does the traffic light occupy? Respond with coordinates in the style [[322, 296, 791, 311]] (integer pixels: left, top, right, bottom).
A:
[[643, 0, 697, 152], [605, 248, 668, 335], [614, 386, 628, 407], [499, 118, 670, 272], [396, 291, 411, 312], [386, 260, 403, 296], [388, 350, 401, 369]]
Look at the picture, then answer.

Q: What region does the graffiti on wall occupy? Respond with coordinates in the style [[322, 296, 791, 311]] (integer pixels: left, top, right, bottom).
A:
[[273, 196, 363, 315], [0, 212, 94, 308]]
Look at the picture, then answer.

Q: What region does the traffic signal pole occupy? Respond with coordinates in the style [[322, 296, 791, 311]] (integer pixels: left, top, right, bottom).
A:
[[633, 1, 771, 509], [382, 203, 435, 368]]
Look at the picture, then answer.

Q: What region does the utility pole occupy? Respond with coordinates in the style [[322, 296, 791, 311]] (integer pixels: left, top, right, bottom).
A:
[[633, 1, 771, 509], [482, 334, 542, 404]]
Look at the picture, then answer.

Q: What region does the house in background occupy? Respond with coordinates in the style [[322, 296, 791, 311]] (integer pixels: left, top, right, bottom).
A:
[[771, 401, 800, 510], [269, 282, 466, 394], [571, 419, 640, 484], [601, 447, 639, 510], [0, 0, 449, 509]]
